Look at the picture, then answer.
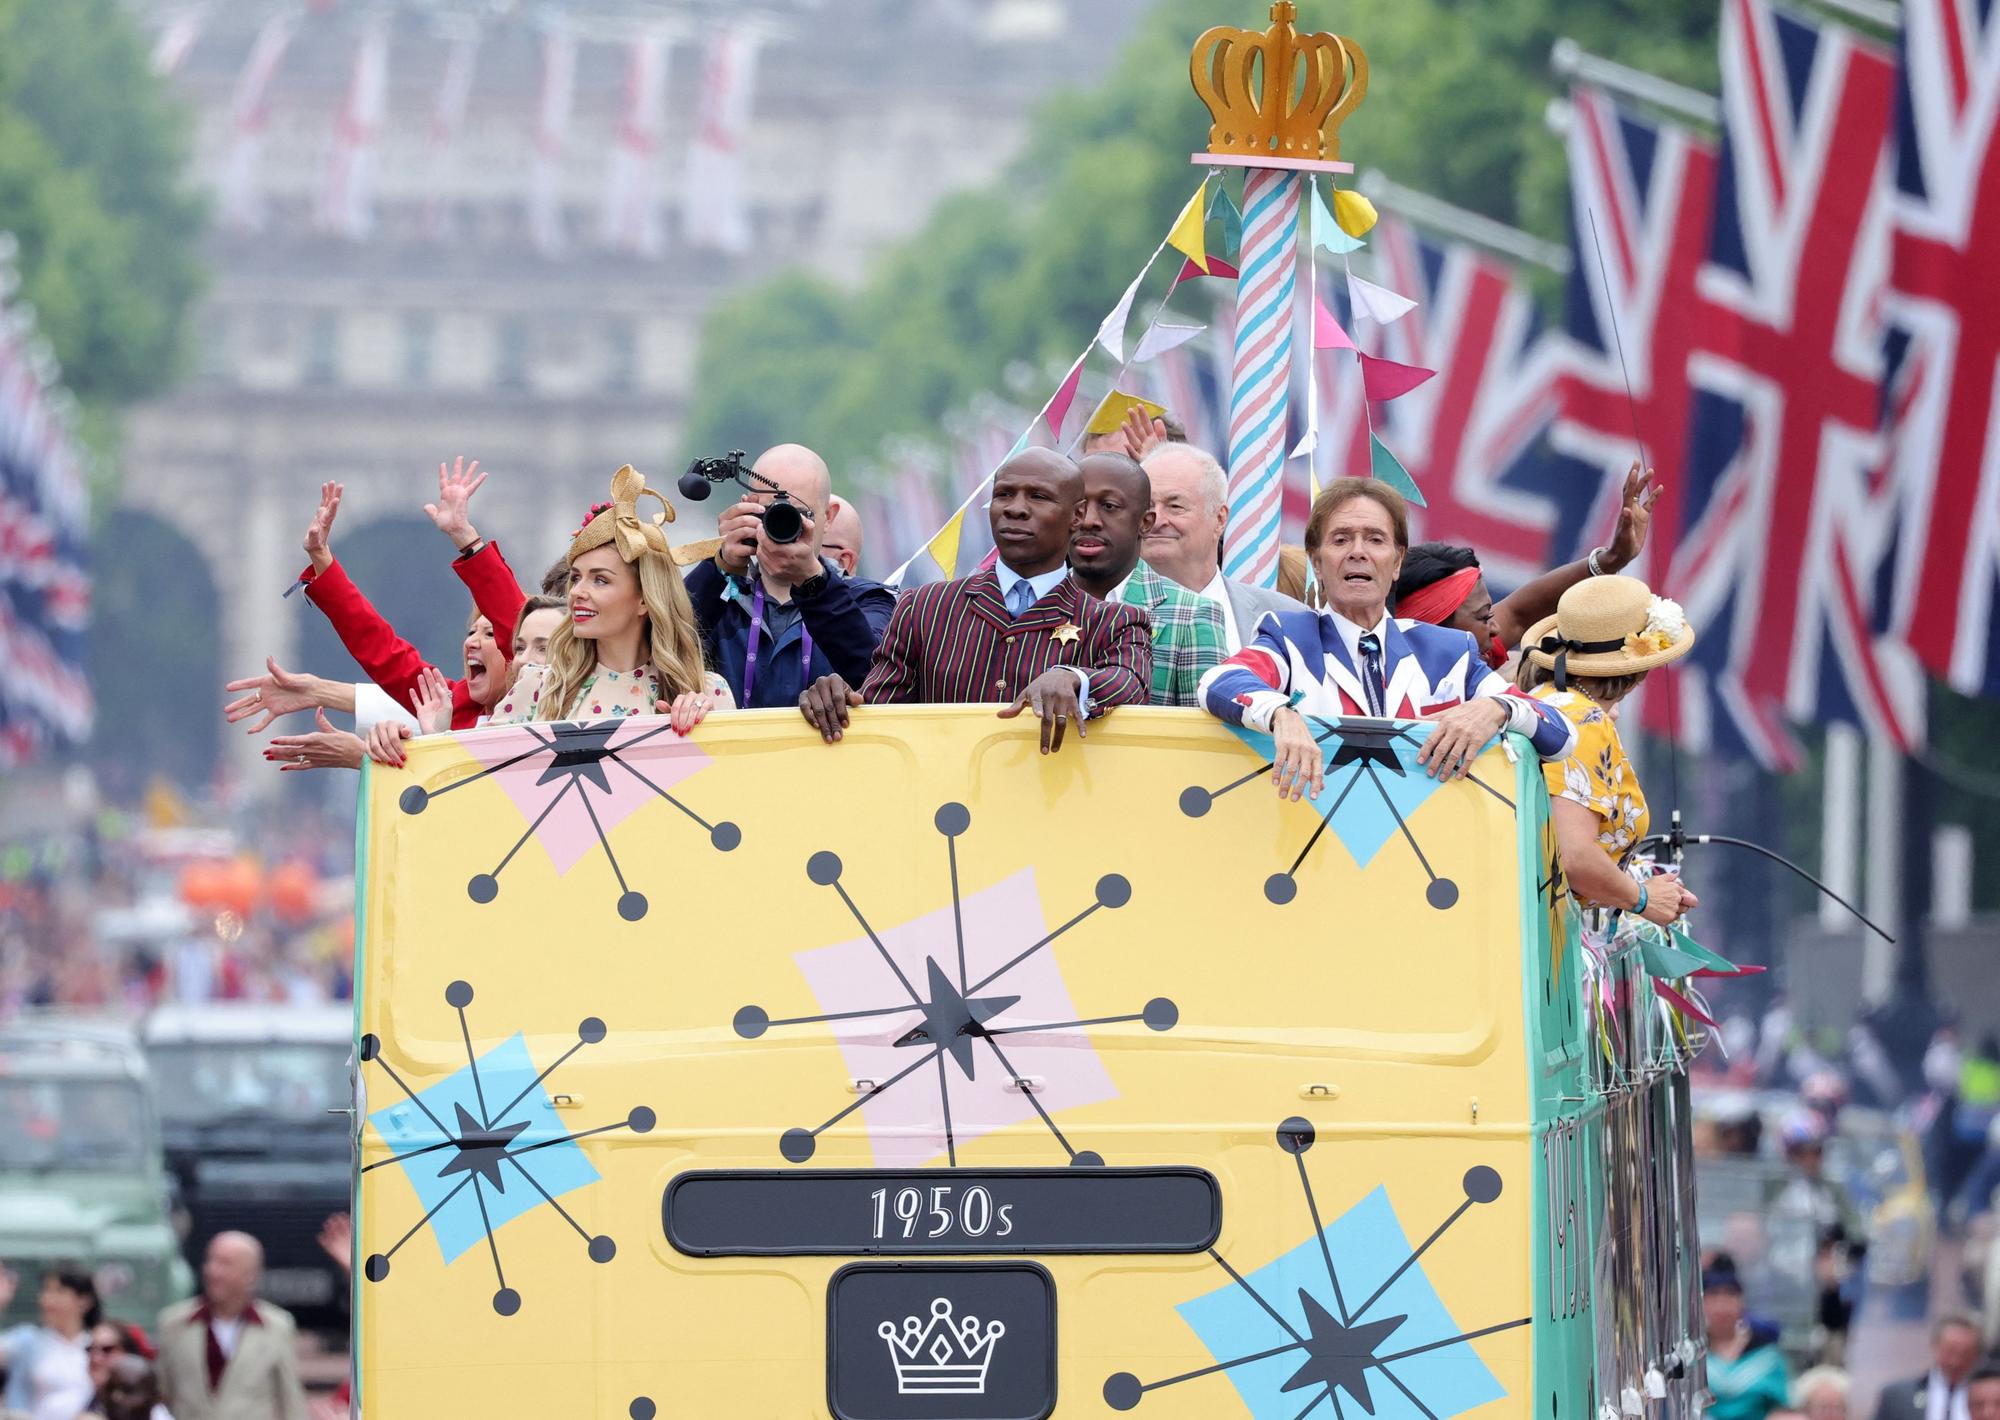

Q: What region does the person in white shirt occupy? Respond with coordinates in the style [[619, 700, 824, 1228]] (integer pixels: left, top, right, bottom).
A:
[[1140, 442, 1307, 651]]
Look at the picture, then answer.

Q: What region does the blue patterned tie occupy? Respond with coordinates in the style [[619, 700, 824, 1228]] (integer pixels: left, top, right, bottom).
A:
[[1006, 580, 1034, 618], [1357, 631, 1386, 717]]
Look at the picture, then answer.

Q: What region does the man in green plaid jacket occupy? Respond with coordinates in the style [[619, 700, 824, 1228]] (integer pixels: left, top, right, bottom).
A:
[[1069, 453, 1227, 706]]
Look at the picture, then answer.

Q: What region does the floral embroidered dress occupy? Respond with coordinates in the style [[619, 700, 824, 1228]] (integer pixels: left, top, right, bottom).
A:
[[1533, 687, 1650, 862], [488, 662, 731, 724]]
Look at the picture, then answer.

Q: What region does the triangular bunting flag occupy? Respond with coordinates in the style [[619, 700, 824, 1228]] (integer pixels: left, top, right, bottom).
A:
[[1313, 296, 1354, 351], [926, 505, 966, 578], [1096, 272, 1144, 361], [1165, 180, 1208, 274], [1359, 352, 1435, 404], [1083, 388, 1166, 436], [1653, 978, 1719, 1028], [1209, 180, 1243, 265], [1044, 354, 1086, 436], [1175, 255, 1238, 285], [1331, 187, 1378, 238], [1369, 432, 1427, 506], [1132, 321, 1205, 363], [1311, 180, 1365, 255], [978, 546, 1000, 572], [1347, 271, 1417, 325]]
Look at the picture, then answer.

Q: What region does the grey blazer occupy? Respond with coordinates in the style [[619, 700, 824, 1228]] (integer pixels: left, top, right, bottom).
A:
[[1224, 578, 1311, 649], [1871, 1375, 1944, 1420]]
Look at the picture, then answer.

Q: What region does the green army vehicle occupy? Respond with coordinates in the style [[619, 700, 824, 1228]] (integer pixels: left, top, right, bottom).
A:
[[0, 1019, 193, 1327]]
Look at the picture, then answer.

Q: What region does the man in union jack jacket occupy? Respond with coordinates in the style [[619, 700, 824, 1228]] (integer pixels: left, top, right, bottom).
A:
[[1200, 477, 1575, 800]]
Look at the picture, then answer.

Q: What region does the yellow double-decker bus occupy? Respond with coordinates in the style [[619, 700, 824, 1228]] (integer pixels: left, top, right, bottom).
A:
[[351, 707, 1704, 1418]]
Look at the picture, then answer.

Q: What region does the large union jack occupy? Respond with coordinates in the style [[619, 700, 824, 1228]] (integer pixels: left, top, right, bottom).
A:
[[1882, 0, 2000, 695], [0, 296, 94, 766], [1681, 0, 1923, 764], [1363, 218, 1573, 591]]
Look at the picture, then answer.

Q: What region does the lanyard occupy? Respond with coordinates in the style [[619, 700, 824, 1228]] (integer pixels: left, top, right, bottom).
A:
[[743, 578, 813, 705]]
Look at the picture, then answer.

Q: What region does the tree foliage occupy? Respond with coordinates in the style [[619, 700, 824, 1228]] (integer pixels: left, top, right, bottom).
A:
[[0, 0, 205, 407], [683, 0, 1719, 483]]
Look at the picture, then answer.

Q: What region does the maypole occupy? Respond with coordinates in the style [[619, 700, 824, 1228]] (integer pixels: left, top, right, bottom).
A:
[[1191, 2, 1368, 588]]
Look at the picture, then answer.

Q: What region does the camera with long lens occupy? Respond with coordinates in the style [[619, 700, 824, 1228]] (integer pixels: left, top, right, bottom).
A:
[[677, 449, 805, 544]]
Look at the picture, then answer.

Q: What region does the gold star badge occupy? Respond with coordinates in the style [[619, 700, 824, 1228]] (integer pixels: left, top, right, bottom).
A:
[[1050, 622, 1082, 646]]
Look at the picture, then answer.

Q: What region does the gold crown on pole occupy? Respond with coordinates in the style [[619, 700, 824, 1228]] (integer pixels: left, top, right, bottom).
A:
[[1190, 2, 1369, 163]]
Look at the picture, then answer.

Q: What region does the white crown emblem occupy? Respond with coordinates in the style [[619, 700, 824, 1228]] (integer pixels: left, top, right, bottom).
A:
[[878, 1296, 1006, 1396]]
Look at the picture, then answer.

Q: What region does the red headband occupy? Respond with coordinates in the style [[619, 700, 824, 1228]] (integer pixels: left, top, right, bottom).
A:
[[1395, 565, 1481, 625]]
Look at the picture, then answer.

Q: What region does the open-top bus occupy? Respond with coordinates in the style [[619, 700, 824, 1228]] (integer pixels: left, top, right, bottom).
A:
[[350, 707, 1703, 1418]]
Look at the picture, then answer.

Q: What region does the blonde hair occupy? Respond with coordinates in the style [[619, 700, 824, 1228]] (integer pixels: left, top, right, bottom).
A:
[[534, 551, 708, 721]]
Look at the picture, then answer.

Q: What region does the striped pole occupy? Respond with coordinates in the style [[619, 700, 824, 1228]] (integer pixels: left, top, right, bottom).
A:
[[1222, 167, 1303, 588]]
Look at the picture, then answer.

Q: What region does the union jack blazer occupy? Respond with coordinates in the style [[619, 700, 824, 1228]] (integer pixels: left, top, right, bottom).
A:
[[1198, 609, 1578, 760], [860, 569, 1151, 712]]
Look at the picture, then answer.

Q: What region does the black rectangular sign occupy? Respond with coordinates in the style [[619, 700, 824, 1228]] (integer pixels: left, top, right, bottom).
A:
[[664, 1167, 1219, 1257], [827, 1263, 1055, 1420]]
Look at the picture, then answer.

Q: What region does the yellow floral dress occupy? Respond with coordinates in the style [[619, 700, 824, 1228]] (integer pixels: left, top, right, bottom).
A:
[[1533, 687, 1650, 862], [488, 663, 731, 725]]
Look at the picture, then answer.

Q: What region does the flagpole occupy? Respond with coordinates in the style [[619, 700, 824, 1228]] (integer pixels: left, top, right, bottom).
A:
[[1190, 3, 1368, 589]]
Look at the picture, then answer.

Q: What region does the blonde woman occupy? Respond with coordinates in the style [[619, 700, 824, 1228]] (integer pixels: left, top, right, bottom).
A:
[[492, 465, 731, 731]]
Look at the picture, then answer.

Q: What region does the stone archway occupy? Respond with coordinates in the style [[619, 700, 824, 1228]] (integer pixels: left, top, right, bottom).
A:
[[89, 510, 222, 797]]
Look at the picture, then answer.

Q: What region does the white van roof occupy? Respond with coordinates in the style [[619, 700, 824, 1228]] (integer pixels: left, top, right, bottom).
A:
[[140, 1003, 353, 1046]]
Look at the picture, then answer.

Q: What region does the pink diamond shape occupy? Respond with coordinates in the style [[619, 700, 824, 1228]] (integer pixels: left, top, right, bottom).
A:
[[793, 867, 1117, 1166], [458, 721, 712, 876]]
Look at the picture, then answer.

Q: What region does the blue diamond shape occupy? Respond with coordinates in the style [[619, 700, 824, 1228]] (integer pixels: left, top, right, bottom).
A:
[[1227, 723, 1475, 868], [1176, 1186, 1506, 1419], [368, 1032, 600, 1263]]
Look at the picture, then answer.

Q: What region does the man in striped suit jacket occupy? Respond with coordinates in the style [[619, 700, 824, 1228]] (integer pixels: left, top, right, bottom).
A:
[[799, 449, 1151, 753]]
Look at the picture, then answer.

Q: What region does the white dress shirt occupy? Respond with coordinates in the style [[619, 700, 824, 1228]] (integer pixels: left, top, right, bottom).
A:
[[1926, 1370, 1971, 1420]]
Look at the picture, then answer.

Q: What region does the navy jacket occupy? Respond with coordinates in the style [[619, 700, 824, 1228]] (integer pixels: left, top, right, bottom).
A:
[[686, 556, 899, 709]]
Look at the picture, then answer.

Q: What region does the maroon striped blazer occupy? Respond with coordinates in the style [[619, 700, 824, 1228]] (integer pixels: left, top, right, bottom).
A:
[[859, 569, 1151, 710]]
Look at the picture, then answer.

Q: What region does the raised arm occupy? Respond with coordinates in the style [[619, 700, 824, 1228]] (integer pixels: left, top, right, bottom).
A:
[[430, 457, 527, 660], [1493, 462, 1658, 646], [224, 657, 357, 733]]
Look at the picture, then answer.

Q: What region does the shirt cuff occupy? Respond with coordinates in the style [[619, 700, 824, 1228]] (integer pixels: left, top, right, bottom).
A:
[[1237, 690, 1293, 734], [1499, 694, 1539, 739], [353, 683, 420, 737], [1066, 666, 1093, 718]]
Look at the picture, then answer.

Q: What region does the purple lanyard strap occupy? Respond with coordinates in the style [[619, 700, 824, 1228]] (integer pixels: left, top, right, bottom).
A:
[[742, 578, 814, 705]]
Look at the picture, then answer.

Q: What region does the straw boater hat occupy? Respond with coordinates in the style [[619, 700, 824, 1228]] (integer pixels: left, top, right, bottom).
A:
[[1521, 574, 1696, 688]]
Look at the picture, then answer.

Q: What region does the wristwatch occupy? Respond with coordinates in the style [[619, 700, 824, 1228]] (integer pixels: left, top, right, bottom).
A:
[[454, 537, 487, 561], [792, 567, 831, 602]]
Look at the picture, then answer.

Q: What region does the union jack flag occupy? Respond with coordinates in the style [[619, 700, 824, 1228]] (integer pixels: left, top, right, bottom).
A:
[[0, 287, 94, 765], [1882, 0, 2000, 695], [1678, 0, 1922, 764], [1362, 219, 1572, 591]]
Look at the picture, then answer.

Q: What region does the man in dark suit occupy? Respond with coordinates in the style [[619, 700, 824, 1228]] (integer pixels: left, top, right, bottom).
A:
[[799, 448, 1150, 752], [1875, 1314, 1982, 1420]]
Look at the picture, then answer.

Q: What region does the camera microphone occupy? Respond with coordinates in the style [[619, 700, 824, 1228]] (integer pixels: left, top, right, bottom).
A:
[[677, 469, 714, 502]]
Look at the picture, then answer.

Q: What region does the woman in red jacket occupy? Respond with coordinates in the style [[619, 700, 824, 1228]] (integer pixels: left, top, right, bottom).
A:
[[288, 461, 524, 731]]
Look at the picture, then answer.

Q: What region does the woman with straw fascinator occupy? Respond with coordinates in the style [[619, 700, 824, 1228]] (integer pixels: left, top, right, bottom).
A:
[[491, 465, 733, 733], [1516, 574, 1699, 927]]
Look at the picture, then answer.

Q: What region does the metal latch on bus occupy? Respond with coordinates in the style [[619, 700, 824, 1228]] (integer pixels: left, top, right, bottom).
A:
[[1298, 1083, 1340, 1100]]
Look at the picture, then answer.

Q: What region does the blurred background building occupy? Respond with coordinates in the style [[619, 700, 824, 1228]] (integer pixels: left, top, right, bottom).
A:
[[111, 0, 1148, 785]]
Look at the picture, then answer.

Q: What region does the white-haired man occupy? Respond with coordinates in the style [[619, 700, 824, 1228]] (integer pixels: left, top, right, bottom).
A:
[[1141, 442, 1307, 651]]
